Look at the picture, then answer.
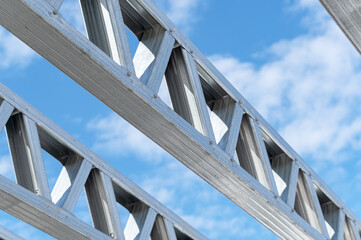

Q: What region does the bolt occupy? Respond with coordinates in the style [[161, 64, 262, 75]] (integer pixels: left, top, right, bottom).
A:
[[169, 29, 173, 33], [230, 158, 235, 162], [34, 189, 39, 195], [153, 94, 158, 99], [238, 99, 243, 105], [190, 50, 194, 54], [110, 233, 115, 238], [255, 118, 259, 122], [291, 209, 295, 213], [209, 140, 214, 145], [274, 195, 278, 199], [127, 71, 131, 77], [53, 10, 58, 15]]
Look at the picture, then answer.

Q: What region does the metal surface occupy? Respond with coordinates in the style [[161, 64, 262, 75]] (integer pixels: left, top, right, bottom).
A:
[[0, 0, 359, 239]]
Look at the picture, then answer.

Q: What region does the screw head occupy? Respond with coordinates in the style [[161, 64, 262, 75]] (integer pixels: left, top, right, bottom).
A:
[[153, 94, 158, 99], [53, 10, 58, 15], [190, 50, 194, 54], [209, 140, 214, 145], [127, 71, 131, 77]]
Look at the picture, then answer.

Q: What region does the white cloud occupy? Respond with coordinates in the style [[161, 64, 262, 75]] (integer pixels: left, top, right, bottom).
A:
[[208, 1, 361, 220], [0, 0, 84, 71], [87, 113, 167, 163], [61, 0, 87, 34], [210, 10, 361, 165], [153, 0, 205, 32], [0, 28, 37, 69]]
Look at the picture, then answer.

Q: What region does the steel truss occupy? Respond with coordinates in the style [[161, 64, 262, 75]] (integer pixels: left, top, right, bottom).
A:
[[0, 0, 359, 239], [0, 82, 206, 240]]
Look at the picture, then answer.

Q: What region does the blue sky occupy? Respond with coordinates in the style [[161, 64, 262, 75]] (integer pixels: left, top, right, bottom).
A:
[[0, 0, 361, 239]]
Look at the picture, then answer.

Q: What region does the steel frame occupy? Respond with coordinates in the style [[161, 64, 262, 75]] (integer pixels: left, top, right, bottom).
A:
[[0, 0, 359, 239], [0, 82, 206, 240]]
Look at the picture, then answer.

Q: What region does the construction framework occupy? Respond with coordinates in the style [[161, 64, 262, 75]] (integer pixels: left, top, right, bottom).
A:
[[0, 0, 360, 239]]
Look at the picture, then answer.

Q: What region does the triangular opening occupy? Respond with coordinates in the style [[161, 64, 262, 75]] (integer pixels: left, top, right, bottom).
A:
[[158, 75, 174, 109], [344, 217, 360, 240], [125, 25, 141, 58], [72, 188, 93, 226], [208, 98, 232, 146], [269, 154, 291, 201], [50, 154, 91, 211], [294, 170, 323, 233], [38, 125, 81, 192], [113, 181, 144, 238], [123, 202, 154, 240], [120, 3, 166, 77], [150, 215, 167, 240], [235, 114, 273, 190], [60, 0, 87, 35], [41, 149, 64, 192], [132, 24, 175, 85], [175, 227, 193, 240], [261, 130, 294, 202], [116, 202, 131, 232], [197, 64, 235, 147], [164, 46, 213, 138], [0, 128, 16, 183], [314, 184, 343, 239]]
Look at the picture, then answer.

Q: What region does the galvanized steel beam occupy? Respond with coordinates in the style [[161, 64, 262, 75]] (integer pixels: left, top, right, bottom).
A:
[[0, 0, 359, 239]]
